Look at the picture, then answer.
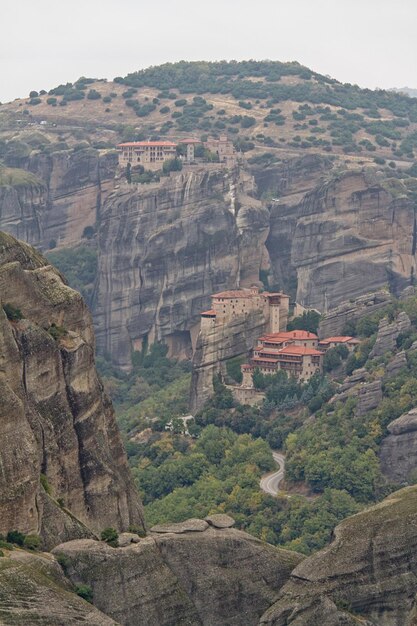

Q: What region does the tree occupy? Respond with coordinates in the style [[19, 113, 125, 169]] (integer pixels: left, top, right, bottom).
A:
[[100, 527, 118, 547], [126, 162, 132, 183], [162, 157, 183, 174], [287, 310, 321, 333]]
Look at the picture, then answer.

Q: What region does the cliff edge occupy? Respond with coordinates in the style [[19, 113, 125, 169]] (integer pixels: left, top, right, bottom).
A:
[[0, 231, 144, 549]]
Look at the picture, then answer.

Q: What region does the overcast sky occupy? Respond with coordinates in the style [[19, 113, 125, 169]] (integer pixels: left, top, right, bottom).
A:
[[1, 0, 416, 103]]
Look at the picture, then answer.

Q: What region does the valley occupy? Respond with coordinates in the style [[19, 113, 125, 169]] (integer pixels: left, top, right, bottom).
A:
[[1, 59, 417, 625]]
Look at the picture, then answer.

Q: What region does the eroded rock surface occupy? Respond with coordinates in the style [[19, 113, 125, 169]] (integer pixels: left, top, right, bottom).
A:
[[0, 231, 144, 548], [259, 486, 417, 626], [53, 523, 303, 626], [0, 148, 117, 249], [380, 408, 417, 483], [0, 550, 116, 625], [94, 166, 270, 369]]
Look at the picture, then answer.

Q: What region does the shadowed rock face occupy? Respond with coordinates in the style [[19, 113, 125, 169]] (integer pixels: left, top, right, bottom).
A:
[[0, 231, 144, 548], [94, 166, 270, 370], [265, 167, 416, 312], [380, 408, 417, 483], [52, 524, 303, 626], [259, 485, 417, 626], [0, 148, 117, 249]]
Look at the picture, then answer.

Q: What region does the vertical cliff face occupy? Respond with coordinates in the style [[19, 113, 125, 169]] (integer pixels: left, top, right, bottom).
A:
[[190, 309, 269, 411], [264, 164, 416, 311], [0, 232, 144, 548], [94, 166, 270, 370], [0, 148, 117, 250]]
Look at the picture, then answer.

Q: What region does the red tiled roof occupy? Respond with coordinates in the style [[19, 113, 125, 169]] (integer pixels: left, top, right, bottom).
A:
[[277, 345, 323, 356], [241, 364, 253, 370], [201, 309, 217, 316], [117, 141, 177, 147], [252, 356, 279, 364]]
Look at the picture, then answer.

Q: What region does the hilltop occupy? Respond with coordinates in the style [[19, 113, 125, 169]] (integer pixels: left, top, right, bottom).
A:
[[1, 60, 417, 167]]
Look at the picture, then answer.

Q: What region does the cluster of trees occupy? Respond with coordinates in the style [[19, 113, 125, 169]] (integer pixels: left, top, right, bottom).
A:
[[47, 245, 97, 305], [131, 424, 360, 554], [113, 61, 417, 122], [97, 343, 191, 436]]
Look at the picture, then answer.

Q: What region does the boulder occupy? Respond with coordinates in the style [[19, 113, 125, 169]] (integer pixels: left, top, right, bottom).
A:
[[205, 514, 235, 528], [151, 518, 209, 534]]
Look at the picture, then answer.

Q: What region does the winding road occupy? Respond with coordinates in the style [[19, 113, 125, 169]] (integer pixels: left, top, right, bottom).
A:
[[260, 451, 286, 496]]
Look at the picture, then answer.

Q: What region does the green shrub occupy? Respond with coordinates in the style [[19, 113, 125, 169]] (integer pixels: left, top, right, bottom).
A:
[[56, 552, 70, 571], [7, 530, 25, 546], [75, 584, 93, 603], [0, 540, 14, 550], [47, 97, 57, 105], [47, 324, 67, 341], [40, 473, 51, 494], [0, 550, 4, 557], [101, 527, 118, 547], [3, 303, 23, 321], [23, 535, 41, 551], [87, 89, 101, 100], [29, 97, 41, 105]]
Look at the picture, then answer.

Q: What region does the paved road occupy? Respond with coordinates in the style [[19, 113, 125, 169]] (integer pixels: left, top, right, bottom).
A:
[[260, 451, 285, 496]]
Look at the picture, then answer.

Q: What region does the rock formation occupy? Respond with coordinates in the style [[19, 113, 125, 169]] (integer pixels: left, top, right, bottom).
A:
[[264, 165, 416, 312], [369, 310, 411, 357], [318, 290, 392, 338], [94, 165, 270, 369], [0, 148, 117, 249], [0, 549, 115, 624], [380, 407, 417, 483], [259, 485, 417, 625], [52, 521, 303, 626], [0, 231, 144, 548]]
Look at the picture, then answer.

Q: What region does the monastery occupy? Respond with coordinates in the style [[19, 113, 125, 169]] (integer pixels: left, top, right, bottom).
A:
[[200, 286, 289, 334], [117, 135, 236, 170], [196, 286, 361, 406]]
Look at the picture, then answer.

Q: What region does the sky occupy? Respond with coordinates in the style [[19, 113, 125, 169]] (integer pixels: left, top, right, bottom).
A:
[[1, 0, 416, 103]]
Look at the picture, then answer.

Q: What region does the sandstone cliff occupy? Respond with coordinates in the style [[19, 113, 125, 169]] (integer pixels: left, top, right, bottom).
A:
[[259, 485, 417, 626], [263, 164, 416, 311], [0, 147, 117, 249], [190, 308, 268, 411], [0, 231, 144, 548], [52, 519, 303, 626], [380, 407, 417, 484], [94, 165, 270, 370]]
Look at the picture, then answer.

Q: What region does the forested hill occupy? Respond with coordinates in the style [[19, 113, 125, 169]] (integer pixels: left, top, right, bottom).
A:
[[2, 60, 417, 166]]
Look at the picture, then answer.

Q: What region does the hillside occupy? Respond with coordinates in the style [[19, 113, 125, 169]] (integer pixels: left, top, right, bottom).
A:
[[2, 61, 417, 166]]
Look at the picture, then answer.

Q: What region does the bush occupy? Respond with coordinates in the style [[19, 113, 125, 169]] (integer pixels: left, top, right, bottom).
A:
[[23, 535, 41, 551], [3, 303, 23, 321], [0, 540, 14, 550], [102, 95, 111, 103], [101, 527, 119, 547], [40, 473, 51, 494], [87, 89, 101, 100], [0, 550, 4, 558], [75, 584, 93, 603], [29, 90, 39, 98], [47, 323, 67, 341], [29, 98, 41, 105], [46, 97, 57, 105], [7, 530, 25, 546], [162, 157, 182, 174]]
